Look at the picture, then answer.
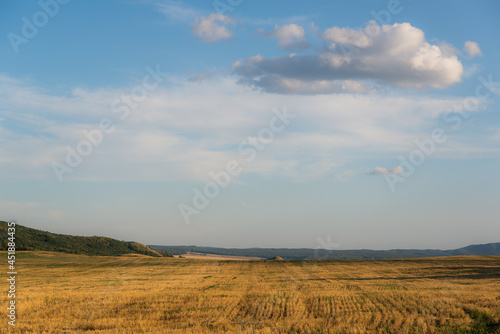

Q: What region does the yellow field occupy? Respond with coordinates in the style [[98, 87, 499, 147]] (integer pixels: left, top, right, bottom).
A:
[[3, 252, 500, 333]]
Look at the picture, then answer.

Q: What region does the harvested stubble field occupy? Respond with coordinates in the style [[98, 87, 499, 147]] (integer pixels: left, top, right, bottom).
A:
[[3, 252, 500, 333]]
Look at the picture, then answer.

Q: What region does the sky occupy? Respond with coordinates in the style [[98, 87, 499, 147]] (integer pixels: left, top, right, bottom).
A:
[[1, 0, 499, 250]]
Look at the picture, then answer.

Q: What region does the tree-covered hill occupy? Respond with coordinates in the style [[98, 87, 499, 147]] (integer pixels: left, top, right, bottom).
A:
[[0, 221, 171, 257]]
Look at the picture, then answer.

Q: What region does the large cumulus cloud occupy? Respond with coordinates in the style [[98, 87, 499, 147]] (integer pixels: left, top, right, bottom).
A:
[[234, 22, 465, 94]]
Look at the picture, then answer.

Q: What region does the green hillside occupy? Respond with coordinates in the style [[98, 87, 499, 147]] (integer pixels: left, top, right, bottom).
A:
[[0, 221, 170, 257]]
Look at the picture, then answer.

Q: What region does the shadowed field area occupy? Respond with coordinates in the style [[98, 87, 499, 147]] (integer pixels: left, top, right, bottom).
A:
[[4, 252, 500, 333]]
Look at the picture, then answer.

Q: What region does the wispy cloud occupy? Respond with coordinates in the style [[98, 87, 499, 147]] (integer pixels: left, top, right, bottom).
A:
[[0, 75, 490, 184], [335, 170, 356, 182], [155, 0, 237, 44], [368, 166, 403, 175], [241, 15, 312, 27], [156, 0, 198, 22], [192, 13, 235, 42]]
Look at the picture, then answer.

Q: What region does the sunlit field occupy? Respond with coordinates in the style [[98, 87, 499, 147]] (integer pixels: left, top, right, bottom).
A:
[[5, 252, 500, 333]]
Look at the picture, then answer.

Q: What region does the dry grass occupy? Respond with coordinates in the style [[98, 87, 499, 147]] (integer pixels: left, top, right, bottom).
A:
[[174, 252, 264, 261], [3, 252, 500, 333]]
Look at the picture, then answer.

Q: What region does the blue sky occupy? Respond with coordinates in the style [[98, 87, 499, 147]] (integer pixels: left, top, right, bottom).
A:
[[1, 0, 499, 250]]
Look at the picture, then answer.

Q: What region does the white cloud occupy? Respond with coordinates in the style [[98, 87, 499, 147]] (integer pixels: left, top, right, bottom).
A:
[[369, 167, 389, 175], [266, 24, 310, 51], [390, 166, 403, 175], [463, 41, 482, 58], [234, 22, 464, 94], [192, 13, 235, 42], [322, 26, 373, 48], [368, 166, 403, 175]]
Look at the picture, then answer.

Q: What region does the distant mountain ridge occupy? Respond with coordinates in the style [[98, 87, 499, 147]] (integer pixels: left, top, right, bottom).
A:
[[0, 221, 170, 257], [149, 243, 500, 260], [1, 221, 497, 260]]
